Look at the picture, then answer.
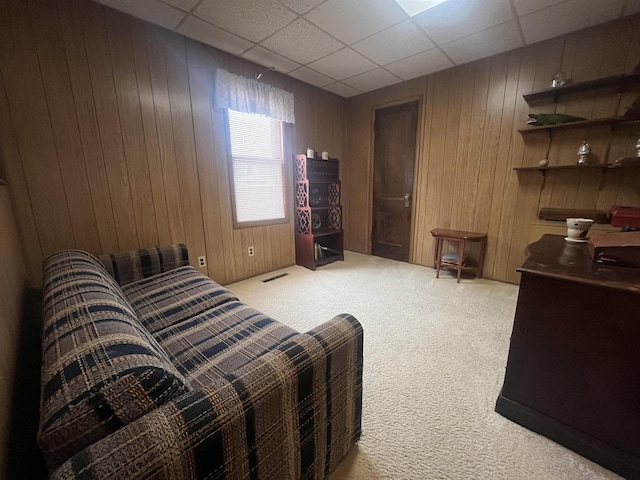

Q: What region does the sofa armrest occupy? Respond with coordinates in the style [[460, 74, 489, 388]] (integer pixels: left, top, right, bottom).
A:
[[51, 314, 363, 480], [98, 244, 190, 286]]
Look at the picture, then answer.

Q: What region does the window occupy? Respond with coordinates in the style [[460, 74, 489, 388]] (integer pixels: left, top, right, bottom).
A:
[[227, 109, 287, 227]]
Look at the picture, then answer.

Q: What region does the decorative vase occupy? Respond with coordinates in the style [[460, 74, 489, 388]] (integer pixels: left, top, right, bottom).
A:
[[552, 72, 567, 88], [577, 141, 590, 165]]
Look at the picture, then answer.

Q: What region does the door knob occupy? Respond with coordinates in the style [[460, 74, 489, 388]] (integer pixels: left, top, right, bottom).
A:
[[404, 193, 410, 207]]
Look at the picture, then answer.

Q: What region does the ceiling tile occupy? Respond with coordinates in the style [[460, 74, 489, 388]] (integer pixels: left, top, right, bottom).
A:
[[352, 20, 435, 66], [277, 0, 325, 14], [519, 0, 625, 44], [260, 19, 344, 64], [343, 68, 401, 92], [177, 16, 253, 55], [385, 48, 453, 80], [241, 46, 301, 73], [440, 21, 522, 65], [413, 0, 514, 45], [94, 0, 185, 30], [308, 48, 377, 80], [194, 0, 297, 43], [304, 0, 407, 45], [323, 82, 361, 97], [288, 67, 335, 87], [512, 0, 567, 17], [160, 0, 199, 12]]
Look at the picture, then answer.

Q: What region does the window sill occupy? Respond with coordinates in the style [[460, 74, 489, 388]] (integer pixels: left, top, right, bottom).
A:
[[233, 216, 290, 229]]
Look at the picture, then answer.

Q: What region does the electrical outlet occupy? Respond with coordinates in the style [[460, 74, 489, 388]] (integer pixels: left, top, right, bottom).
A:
[[197, 256, 206, 268], [248, 246, 254, 257]]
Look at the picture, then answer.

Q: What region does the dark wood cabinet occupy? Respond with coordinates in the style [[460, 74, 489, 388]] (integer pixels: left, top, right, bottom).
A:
[[294, 154, 344, 270], [496, 234, 640, 479]]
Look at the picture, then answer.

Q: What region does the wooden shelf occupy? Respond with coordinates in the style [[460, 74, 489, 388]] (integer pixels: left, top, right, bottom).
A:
[[309, 205, 333, 211], [522, 72, 640, 102], [513, 163, 640, 172], [312, 228, 343, 238], [518, 116, 640, 134], [315, 252, 344, 267]]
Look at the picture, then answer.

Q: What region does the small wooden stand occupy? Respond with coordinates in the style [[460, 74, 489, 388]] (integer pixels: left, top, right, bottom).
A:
[[430, 229, 487, 282]]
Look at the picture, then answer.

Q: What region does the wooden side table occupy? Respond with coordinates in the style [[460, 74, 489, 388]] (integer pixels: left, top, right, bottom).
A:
[[430, 229, 487, 282]]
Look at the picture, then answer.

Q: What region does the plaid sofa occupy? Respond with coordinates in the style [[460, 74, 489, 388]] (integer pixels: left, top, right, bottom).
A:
[[39, 245, 363, 479]]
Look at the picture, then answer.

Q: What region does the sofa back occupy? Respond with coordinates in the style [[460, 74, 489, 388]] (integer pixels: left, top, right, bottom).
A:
[[99, 244, 190, 286], [39, 250, 191, 469]]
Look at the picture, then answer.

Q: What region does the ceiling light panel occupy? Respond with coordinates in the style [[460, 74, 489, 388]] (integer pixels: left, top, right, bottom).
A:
[[413, 0, 514, 45], [393, 0, 450, 16]]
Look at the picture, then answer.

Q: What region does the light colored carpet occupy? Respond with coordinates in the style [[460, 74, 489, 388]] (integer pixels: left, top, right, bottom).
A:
[[226, 251, 620, 480]]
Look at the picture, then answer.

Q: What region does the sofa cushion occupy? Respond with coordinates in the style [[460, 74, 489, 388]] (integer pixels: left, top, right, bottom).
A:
[[154, 301, 298, 388], [122, 266, 238, 334], [39, 250, 191, 469], [99, 244, 190, 286]]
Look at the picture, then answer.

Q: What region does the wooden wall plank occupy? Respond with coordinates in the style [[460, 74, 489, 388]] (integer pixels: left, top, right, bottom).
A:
[[0, 186, 28, 480], [106, 9, 159, 248], [490, 50, 524, 278], [474, 54, 509, 237], [144, 24, 187, 246], [501, 45, 539, 280], [161, 30, 208, 273], [80, 0, 139, 251], [0, 71, 43, 285], [57, 0, 119, 253], [28, 0, 101, 253], [2, 0, 76, 257], [436, 68, 463, 231], [186, 38, 226, 281], [453, 63, 480, 230], [129, 17, 171, 247], [412, 78, 434, 265]]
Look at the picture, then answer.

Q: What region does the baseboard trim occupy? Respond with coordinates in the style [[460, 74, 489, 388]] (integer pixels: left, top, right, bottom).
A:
[[495, 392, 640, 479]]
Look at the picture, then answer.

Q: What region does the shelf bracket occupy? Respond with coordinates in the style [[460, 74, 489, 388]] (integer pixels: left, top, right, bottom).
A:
[[598, 167, 608, 190], [544, 130, 552, 160]]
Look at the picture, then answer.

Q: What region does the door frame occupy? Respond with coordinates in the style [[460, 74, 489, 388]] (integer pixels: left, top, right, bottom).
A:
[[367, 95, 424, 263]]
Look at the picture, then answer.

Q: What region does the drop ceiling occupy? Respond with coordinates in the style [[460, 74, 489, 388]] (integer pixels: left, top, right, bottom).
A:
[[94, 0, 640, 98]]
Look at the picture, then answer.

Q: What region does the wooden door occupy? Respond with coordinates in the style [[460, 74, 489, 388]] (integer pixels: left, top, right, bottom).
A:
[[371, 101, 418, 261]]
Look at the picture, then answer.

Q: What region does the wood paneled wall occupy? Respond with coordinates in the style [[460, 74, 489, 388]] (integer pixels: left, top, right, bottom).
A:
[[344, 15, 640, 284], [0, 186, 28, 480], [0, 0, 346, 288]]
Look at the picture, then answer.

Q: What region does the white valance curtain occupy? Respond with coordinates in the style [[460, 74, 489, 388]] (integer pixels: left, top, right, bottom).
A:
[[213, 68, 295, 124]]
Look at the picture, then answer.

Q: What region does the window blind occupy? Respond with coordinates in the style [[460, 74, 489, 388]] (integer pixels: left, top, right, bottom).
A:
[[228, 109, 285, 223]]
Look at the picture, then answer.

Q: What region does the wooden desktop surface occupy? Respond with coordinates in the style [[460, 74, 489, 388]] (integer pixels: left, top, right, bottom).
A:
[[518, 234, 640, 293]]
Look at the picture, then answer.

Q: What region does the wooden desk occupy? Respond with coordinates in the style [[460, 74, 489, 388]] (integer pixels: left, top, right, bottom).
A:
[[496, 234, 640, 479], [430, 229, 487, 282]]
